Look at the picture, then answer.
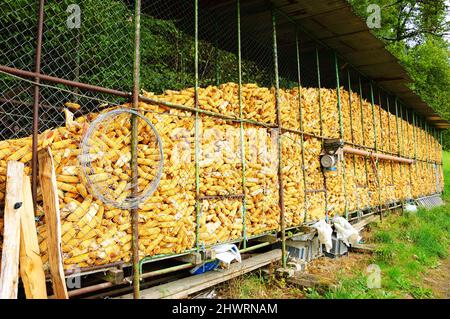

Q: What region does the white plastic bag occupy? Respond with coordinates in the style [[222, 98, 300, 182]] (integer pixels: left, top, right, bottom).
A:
[[404, 204, 418, 213], [213, 244, 241, 266], [311, 220, 333, 252], [333, 216, 361, 247]]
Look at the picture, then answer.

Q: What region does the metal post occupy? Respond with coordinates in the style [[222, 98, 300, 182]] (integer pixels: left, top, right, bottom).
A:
[[295, 29, 308, 223], [334, 52, 348, 218], [394, 98, 403, 199], [316, 48, 328, 219], [32, 0, 45, 207], [369, 83, 382, 219], [395, 98, 400, 157], [194, 0, 201, 250], [131, 0, 141, 300], [412, 111, 417, 199], [271, 12, 286, 268], [440, 130, 444, 195], [358, 77, 369, 204], [236, 0, 247, 248], [346, 70, 357, 174], [405, 107, 413, 198], [214, 19, 220, 86], [386, 96, 394, 185], [399, 104, 404, 158], [315, 48, 323, 135]]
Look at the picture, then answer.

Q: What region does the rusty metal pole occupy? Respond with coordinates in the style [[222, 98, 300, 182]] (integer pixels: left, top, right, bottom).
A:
[[131, 0, 141, 300], [271, 11, 286, 268], [32, 0, 45, 207]]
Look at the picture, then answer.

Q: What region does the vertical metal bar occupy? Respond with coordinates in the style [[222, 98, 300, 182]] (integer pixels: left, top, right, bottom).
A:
[[412, 111, 417, 199], [370, 85, 377, 151], [425, 121, 429, 163], [399, 104, 404, 158], [315, 49, 323, 135], [334, 52, 348, 218], [425, 121, 431, 194], [32, 0, 45, 207], [295, 29, 308, 223], [73, 28, 81, 100], [440, 130, 444, 195], [377, 90, 384, 205], [214, 19, 220, 86], [346, 70, 357, 174], [433, 128, 438, 193], [405, 107, 413, 199], [394, 98, 403, 199], [378, 91, 383, 151], [131, 0, 141, 300], [236, 0, 247, 248], [413, 111, 417, 159], [386, 96, 394, 185], [316, 48, 328, 218], [395, 98, 400, 156], [358, 77, 369, 203], [271, 12, 286, 268], [420, 117, 424, 181], [369, 83, 382, 219], [194, 0, 201, 250]]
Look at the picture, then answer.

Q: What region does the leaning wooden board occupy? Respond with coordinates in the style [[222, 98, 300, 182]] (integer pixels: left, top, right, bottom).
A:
[[0, 161, 24, 299], [19, 175, 47, 299], [38, 148, 68, 299]]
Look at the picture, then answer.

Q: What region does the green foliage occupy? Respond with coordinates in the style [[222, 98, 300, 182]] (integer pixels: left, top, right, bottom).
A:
[[1, 0, 273, 100]]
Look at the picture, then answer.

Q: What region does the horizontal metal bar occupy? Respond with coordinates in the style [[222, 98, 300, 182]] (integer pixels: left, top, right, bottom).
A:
[[0, 65, 131, 98], [343, 146, 415, 164], [305, 189, 326, 194], [197, 194, 245, 200]]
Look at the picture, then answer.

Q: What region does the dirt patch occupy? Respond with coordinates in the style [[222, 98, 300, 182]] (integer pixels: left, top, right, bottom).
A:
[[305, 252, 371, 283], [423, 250, 450, 298]]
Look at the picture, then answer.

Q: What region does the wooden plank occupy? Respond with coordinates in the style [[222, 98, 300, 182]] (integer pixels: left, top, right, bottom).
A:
[[19, 175, 48, 299], [286, 273, 337, 293], [118, 249, 282, 299], [351, 215, 379, 232], [38, 148, 68, 299], [349, 243, 375, 254], [0, 161, 24, 299]]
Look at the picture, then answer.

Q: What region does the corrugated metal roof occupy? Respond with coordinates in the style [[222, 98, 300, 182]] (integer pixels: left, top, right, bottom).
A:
[[202, 0, 449, 128]]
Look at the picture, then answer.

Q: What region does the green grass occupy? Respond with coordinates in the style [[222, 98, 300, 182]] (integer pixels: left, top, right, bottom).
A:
[[305, 206, 450, 299], [306, 152, 450, 299]]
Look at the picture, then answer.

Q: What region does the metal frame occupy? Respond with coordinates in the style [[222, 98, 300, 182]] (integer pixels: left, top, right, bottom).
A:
[[0, 0, 445, 298]]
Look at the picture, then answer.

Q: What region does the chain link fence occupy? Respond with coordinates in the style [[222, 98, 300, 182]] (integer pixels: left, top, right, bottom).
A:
[[0, 0, 445, 285]]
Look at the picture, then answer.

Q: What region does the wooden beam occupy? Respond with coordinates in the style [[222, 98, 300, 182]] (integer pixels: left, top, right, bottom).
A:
[[38, 148, 68, 299], [351, 215, 379, 232], [349, 243, 375, 254], [0, 161, 24, 299], [117, 249, 282, 299], [19, 175, 48, 299]]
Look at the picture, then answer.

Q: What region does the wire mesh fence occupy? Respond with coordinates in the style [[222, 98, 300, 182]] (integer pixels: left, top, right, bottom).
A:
[[0, 0, 445, 279]]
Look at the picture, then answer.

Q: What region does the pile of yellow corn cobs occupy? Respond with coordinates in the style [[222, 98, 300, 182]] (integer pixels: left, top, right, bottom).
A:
[[0, 82, 443, 270]]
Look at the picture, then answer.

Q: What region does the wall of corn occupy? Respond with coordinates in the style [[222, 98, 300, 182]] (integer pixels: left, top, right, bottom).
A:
[[0, 0, 444, 273]]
